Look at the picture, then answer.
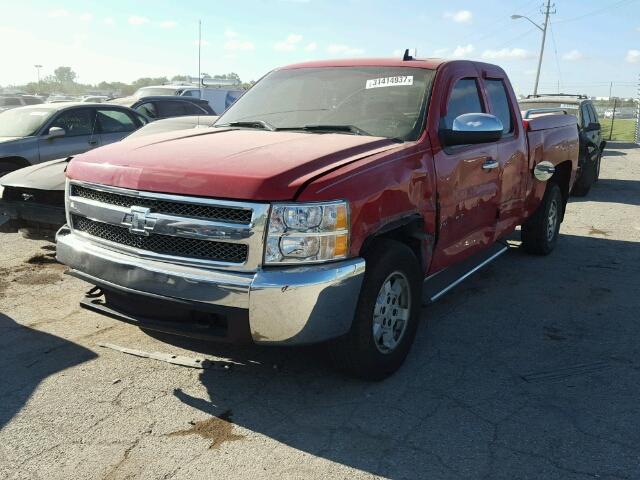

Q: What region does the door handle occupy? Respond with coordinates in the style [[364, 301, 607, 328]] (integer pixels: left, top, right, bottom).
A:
[[88, 140, 98, 146], [482, 158, 499, 170]]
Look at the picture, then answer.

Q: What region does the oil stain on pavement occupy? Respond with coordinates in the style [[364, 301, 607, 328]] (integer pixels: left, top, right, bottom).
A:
[[168, 407, 245, 449]]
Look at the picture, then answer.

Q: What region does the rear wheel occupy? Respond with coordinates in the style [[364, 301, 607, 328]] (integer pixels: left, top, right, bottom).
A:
[[328, 239, 422, 380], [594, 151, 602, 182], [521, 183, 563, 255], [571, 155, 597, 196]]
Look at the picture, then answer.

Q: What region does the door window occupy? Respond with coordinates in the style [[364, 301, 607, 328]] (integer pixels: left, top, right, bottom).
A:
[[580, 105, 591, 128], [587, 104, 599, 123], [49, 108, 95, 136], [156, 101, 191, 118], [443, 78, 484, 129], [182, 102, 207, 115], [97, 109, 137, 133], [485, 79, 513, 133], [135, 102, 157, 119]]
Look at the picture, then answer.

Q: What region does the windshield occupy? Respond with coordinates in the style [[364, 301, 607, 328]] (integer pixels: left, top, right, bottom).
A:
[[217, 66, 435, 141], [0, 108, 54, 137], [135, 87, 178, 98]]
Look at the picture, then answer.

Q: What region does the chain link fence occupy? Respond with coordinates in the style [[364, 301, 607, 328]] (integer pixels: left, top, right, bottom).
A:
[[636, 74, 640, 145]]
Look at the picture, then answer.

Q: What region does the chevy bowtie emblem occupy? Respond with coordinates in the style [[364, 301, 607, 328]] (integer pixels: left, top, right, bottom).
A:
[[122, 206, 157, 236]]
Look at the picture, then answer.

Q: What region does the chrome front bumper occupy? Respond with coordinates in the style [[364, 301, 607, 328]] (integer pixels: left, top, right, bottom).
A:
[[56, 227, 365, 345]]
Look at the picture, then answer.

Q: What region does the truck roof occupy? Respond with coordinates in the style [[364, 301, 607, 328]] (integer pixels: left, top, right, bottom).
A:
[[278, 58, 510, 78], [279, 57, 448, 70]]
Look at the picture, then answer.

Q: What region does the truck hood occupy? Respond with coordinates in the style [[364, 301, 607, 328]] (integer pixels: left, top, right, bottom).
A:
[[66, 128, 401, 200], [1, 158, 68, 191]]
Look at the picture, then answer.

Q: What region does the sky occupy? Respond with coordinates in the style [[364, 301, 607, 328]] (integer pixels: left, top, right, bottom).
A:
[[1, 0, 639, 97]]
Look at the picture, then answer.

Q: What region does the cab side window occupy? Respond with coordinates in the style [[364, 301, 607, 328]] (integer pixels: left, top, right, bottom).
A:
[[485, 79, 513, 133], [443, 78, 484, 129]]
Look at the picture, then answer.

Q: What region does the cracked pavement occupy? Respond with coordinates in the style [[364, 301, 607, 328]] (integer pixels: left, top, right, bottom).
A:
[[1, 143, 639, 479]]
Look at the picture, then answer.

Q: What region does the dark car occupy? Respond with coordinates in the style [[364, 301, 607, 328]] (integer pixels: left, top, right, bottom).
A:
[[519, 94, 605, 196], [108, 95, 216, 119], [0, 103, 149, 176], [0, 95, 44, 112], [0, 115, 218, 240]]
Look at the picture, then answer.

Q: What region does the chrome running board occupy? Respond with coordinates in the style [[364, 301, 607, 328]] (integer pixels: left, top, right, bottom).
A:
[[423, 243, 510, 304]]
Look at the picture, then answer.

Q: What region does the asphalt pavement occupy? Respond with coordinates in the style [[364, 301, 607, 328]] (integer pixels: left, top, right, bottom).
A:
[[0, 143, 639, 480]]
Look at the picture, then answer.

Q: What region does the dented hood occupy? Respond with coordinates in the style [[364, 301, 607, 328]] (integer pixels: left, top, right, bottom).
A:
[[66, 128, 401, 201]]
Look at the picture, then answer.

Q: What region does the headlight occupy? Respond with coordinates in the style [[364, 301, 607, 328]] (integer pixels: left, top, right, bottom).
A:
[[265, 201, 349, 264]]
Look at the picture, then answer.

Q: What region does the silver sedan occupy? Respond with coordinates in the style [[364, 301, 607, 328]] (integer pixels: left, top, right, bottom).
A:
[[0, 103, 149, 176]]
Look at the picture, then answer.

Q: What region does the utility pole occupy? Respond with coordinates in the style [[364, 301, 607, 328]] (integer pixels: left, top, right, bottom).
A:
[[34, 64, 42, 85], [198, 20, 202, 99], [609, 81, 613, 101], [512, 1, 555, 96], [533, 1, 555, 96]]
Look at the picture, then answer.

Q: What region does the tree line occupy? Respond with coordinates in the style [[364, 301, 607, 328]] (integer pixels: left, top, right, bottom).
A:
[[2, 67, 252, 97]]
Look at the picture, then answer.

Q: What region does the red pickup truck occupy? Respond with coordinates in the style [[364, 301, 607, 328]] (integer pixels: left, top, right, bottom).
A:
[[57, 57, 578, 379]]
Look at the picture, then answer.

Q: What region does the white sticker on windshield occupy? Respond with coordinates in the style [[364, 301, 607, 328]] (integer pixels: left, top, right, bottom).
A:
[[366, 76, 413, 89]]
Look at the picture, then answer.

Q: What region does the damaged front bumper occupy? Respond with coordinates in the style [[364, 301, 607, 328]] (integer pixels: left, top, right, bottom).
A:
[[56, 227, 366, 345], [0, 199, 66, 240]]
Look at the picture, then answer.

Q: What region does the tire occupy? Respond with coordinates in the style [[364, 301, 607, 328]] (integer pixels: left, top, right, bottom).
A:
[[521, 182, 563, 255], [0, 161, 17, 177], [594, 151, 602, 182], [571, 155, 597, 197], [328, 239, 423, 380]]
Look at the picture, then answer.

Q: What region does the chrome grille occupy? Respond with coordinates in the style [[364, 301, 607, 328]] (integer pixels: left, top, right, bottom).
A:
[[72, 215, 248, 263], [70, 184, 252, 224], [66, 181, 270, 270]]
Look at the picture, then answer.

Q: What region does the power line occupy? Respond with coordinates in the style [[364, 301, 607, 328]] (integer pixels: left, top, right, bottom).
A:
[[554, 0, 638, 23], [453, 0, 541, 46], [548, 22, 563, 93]]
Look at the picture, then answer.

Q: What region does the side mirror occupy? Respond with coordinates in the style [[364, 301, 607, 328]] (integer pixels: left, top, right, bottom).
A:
[[440, 113, 504, 147], [46, 126, 66, 140]]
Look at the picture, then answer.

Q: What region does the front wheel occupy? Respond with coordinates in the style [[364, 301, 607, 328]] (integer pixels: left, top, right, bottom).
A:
[[328, 239, 423, 380], [521, 183, 563, 255]]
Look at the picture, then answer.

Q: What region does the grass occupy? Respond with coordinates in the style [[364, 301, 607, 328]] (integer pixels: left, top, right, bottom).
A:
[[598, 118, 637, 142]]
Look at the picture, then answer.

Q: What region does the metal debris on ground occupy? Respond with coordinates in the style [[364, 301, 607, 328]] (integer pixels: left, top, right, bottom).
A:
[[97, 342, 239, 370]]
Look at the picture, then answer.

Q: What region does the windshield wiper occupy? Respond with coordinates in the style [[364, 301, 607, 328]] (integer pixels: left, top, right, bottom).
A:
[[215, 120, 276, 131], [277, 124, 372, 136]]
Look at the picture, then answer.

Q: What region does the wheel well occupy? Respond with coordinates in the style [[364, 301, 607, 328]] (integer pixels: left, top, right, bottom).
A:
[[360, 216, 429, 271], [0, 156, 30, 173], [551, 160, 572, 219]]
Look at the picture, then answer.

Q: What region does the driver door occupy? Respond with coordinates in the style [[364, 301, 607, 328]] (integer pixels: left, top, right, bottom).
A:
[[430, 76, 501, 271], [38, 107, 100, 162]]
